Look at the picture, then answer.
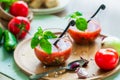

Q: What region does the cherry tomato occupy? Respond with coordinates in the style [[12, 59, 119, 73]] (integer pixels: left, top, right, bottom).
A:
[[8, 16, 30, 39], [10, 1, 28, 17], [95, 48, 119, 70]]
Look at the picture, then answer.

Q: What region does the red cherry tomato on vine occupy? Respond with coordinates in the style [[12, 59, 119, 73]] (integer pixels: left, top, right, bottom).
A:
[[8, 16, 30, 39], [95, 48, 119, 70], [10, 1, 28, 17]]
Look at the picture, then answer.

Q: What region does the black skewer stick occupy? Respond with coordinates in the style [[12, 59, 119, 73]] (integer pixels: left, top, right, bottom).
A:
[[87, 4, 106, 23], [53, 20, 75, 45]]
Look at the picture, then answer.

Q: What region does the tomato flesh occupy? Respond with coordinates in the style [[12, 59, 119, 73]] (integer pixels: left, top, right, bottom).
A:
[[68, 21, 101, 44]]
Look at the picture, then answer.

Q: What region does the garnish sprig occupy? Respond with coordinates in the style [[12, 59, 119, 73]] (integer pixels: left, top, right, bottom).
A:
[[70, 11, 88, 31], [31, 27, 57, 54], [69, 4, 106, 31]]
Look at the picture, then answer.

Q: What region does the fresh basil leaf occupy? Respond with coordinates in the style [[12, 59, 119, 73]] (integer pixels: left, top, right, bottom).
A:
[[70, 14, 77, 18], [0, 0, 18, 5], [33, 27, 43, 38], [70, 11, 82, 18], [31, 27, 57, 54], [37, 27, 43, 36], [0, 0, 12, 2], [39, 38, 52, 54], [1, 0, 18, 13], [74, 11, 82, 16], [43, 31, 57, 39], [31, 27, 43, 48], [31, 36, 40, 49], [76, 18, 87, 31]]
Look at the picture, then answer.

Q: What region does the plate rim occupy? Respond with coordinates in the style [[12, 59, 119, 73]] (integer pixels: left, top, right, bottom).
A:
[[30, 0, 70, 14], [14, 38, 35, 75]]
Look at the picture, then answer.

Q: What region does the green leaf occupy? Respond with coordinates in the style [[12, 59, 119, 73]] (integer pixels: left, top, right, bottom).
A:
[[70, 14, 76, 18], [76, 18, 87, 31], [70, 11, 82, 18], [0, 0, 11, 2], [43, 31, 57, 39], [1, 0, 18, 12], [0, 0, 17, 3], [68, 11, 88, 31], [31, 36, 39, 49], [37, 27, 43, 36], [31, 27, 43, 48], [39, 38, 52, 54], [33, 27, 43, 39], [31, 27, 57, 54], [74, 11, 82, 16]]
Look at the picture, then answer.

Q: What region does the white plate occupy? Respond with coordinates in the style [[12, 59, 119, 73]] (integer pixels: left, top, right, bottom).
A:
[[30, 0, 70, 14]]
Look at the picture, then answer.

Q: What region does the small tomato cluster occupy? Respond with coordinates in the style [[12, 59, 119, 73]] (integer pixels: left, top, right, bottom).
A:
[[0, 1, 30, 52], [8, 1, 30, 39]]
